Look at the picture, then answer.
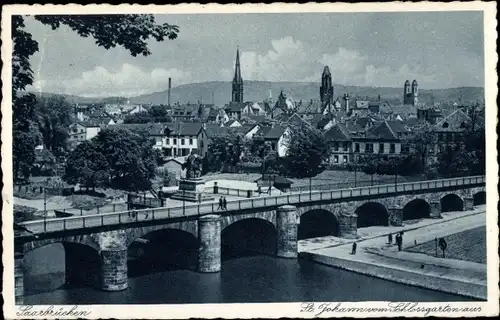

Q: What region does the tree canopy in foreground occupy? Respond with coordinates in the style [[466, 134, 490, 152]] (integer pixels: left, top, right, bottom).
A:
[[12, 14, 179, 182]]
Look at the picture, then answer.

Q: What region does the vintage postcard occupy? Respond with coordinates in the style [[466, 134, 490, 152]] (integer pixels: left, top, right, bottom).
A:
[[2, 2, 498, 319]]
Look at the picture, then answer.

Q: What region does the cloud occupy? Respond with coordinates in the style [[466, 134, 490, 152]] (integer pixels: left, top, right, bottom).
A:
[[320, 48, 437, 87], [238, 36, 316, 82], [30, 64, 192, 97], [235, 38, 440, 87]]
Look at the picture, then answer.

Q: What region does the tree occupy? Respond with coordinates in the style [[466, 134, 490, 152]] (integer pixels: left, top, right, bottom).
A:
[[284, 123, 331, 178], [12, 14, 179, 181], [34, 95, 73, 154], [205, 131, 245, 173], [124, 111, 154, 124], [403, 120, 438, 172], [93, 128, 158, 191], [124, 108, 173, 124], [64, 128, 158, 191], [64, 141, 110, 189], [148, 105, 172, 122], [33, 148, 57, 176], [13, 124, 42, 182]]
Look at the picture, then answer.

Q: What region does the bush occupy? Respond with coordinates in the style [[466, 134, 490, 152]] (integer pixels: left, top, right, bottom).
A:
[[14, 205, 40, 223]]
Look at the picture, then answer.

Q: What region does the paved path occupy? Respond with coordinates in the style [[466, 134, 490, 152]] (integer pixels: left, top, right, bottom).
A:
[[298, 206, 486, 251], [299, 207, 487, 300]]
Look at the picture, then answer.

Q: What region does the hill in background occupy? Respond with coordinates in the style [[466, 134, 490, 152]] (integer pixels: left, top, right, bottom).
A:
[[129, 81, 485, 107], [27, 81, 484, 107]]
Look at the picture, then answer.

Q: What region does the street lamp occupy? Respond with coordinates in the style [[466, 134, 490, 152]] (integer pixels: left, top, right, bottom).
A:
[[43, 187, 47, 231]]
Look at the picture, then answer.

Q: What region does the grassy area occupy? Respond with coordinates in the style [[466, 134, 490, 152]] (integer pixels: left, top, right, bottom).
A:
[[203, 170, 423, 188], [406, 227, 486, 264], [203, 172, 262, 183]]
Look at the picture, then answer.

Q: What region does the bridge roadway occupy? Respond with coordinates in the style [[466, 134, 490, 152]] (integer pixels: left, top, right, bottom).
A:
[[16, 175, 485, 236]]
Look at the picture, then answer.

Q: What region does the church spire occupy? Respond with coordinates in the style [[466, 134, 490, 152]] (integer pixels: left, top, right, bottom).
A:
[[232, 47, 244, 103], [234, 47, 242, 82]]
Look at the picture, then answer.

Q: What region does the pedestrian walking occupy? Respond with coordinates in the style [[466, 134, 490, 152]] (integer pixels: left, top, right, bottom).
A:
[[223, 196, 228, 210], [267, 184, 272, 195], [144, 212, 149, 220], [217, 196, 223, 210], [396, 234, 402, 251], [388, 233, 393, 245], [351, 242, 357, 255]]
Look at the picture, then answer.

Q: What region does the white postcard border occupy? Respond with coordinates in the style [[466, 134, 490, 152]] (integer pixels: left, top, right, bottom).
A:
[[2, 2, 498, 319]]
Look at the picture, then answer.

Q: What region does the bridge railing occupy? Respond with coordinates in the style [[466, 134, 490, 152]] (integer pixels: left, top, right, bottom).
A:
[[17, 175, 485, 235]]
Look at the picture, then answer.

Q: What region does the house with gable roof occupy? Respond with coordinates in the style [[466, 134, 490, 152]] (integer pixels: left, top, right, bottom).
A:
[[433, 108, 484, 154]]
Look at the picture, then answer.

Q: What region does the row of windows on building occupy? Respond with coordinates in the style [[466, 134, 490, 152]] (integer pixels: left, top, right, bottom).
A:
[[332, 142, 397, 154], [160, 138, 195, 146], [164, 148, 199, 157]]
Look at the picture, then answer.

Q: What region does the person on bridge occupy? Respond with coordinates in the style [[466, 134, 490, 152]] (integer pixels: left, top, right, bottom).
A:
[[223, 196, 228, 210], [351, 242, 357, 255], [217, 197, 223, 210], [388, 233, 393, 245]]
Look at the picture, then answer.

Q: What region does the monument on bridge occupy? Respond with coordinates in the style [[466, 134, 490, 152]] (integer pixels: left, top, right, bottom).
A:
[[171, 151, 214, 202]]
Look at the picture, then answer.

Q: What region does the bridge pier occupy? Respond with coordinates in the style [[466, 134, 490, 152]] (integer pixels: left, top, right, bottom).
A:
[[429, 201, 442, 219], [338, 213, 358, 239], [15, 252, 24, 305], [100, 249, 128, 291], [463, 197, 474, 211], [388, 207, 403, 226], [198, 214, 222, 272], [277, 205, 299, 258]]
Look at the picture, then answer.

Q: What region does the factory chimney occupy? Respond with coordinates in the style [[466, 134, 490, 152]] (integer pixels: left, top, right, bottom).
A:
[[168, 77, 172, 107]]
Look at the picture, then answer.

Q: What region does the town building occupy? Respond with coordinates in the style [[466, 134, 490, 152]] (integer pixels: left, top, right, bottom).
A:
[[169, 103, 202, 122], [67, 118, 115, 149], [157, 122, 208, 158], [324, 119, 409, 165]]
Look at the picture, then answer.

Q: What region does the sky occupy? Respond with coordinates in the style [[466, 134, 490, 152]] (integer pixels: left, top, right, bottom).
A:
[[24, 11, 484, 98]]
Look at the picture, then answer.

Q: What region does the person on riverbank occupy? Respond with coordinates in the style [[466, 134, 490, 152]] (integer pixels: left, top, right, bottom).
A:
[[396, 234, 402, 251], [388, 233, 393, 244], [351, 242, 357, 255], [223, 196, 228, 210]]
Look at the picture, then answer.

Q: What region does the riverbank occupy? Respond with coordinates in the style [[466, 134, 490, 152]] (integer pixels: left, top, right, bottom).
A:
[[299, 207, 487, 300]]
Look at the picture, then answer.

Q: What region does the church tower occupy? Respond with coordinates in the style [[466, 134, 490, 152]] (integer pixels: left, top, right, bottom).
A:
[[232, 48, 244, 103], [320, 66, 334, 105], [411, 79, 418, 105], [403, 80, 413, 105]]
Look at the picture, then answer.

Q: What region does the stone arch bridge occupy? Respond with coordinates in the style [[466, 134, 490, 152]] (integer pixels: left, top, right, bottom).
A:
[[14, 176, 485, 304]]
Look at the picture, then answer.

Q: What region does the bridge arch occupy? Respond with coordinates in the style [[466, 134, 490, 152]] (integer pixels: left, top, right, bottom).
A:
[[221, 218, 277, 260], [23, 237, 101, 254], [22, 241, 100, 295], [128, 228, 198, 276], [440, 194, 464, 212], [473, 191, 486, 206], [221, 211, 276, 231], [355, 202, 389, 228], [124, 221, 198, 248], [298, 209, 339, 240], [402, 199, 431, 221]]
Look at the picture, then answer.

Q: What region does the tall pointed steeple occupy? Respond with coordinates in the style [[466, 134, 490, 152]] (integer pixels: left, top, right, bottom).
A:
[[320, 66, 334, 106], [232, 47, 244, 103]]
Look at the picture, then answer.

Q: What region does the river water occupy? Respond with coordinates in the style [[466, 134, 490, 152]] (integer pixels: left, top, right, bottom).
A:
[[24, 253, 473, 304]]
